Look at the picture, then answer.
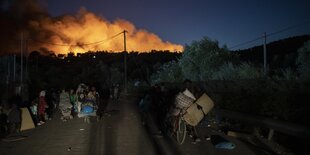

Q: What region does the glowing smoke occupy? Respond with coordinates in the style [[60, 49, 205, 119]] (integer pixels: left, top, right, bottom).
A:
[[0, 0, 183, 55]]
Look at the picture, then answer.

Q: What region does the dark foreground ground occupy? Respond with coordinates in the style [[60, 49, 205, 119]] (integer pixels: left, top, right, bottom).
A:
[[0, 93, 276, 155]]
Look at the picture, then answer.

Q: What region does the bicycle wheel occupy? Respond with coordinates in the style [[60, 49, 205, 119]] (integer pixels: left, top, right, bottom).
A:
[[176, 118, 187, 144]]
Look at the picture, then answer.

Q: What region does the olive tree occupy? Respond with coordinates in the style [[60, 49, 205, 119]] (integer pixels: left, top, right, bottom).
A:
[[179, 37, 230, 81], [150, 60, 183, 84]]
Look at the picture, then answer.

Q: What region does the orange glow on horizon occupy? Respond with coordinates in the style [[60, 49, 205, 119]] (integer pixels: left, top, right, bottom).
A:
[[27, 8, 183, 54]]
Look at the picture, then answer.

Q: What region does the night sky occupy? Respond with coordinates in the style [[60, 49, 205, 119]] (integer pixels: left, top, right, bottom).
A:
[[4, 0, 310, 50]]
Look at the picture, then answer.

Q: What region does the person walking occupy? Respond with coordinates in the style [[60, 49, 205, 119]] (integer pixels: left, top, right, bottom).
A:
[[38, 91, 48, 125]]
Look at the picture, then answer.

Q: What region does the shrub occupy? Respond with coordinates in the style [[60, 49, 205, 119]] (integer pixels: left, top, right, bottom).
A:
[[296, 41, 310, 82], [150, 60, 183, 84]]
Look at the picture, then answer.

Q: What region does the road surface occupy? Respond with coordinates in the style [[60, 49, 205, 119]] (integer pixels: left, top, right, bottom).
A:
[[0, 94, 273, 155]]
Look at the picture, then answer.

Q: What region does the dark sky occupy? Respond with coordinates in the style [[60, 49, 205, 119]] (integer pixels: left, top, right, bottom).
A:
[[45, 0, 310, 49]]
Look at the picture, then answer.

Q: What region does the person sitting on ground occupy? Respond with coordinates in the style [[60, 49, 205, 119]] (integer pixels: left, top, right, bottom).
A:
[[7, 103, 21, 135], [59, 89, 72, 121], [30, 98, 40, 126], [0, 105, 8, 135], [76, 84, 86, 112], [69, 89, 77, 117], [88, 86, 100, 106]]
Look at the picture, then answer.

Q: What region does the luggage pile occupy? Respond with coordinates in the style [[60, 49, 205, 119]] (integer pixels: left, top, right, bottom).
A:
[[173, 89, 214, 126], [76, 84, 97, 119]]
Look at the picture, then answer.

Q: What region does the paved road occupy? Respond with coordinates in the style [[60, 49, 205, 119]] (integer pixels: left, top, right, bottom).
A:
[[0, 94, 271, 155]]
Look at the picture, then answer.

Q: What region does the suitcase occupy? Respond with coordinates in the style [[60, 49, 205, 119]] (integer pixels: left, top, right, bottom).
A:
[[195, 93, 214, 114], [183, 103, 204, 126]]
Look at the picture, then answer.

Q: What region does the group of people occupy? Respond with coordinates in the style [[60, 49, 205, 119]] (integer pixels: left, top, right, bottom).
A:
[[0, 83, 114, 135], [29, 83, 101, 126]]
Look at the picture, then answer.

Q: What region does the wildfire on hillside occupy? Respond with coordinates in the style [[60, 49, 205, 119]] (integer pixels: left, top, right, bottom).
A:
[[0, 0, 183, 55]]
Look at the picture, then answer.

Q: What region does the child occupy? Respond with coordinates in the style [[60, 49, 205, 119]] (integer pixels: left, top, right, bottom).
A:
[[30, 99, 40, 126]]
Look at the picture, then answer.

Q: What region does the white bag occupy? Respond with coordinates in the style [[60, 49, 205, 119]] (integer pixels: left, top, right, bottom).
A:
[[183, 89, 196, 100], [175, 92, 194, 108]]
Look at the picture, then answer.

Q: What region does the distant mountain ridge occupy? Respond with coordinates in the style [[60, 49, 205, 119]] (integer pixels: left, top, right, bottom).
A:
[[234, 35, 310, 69]]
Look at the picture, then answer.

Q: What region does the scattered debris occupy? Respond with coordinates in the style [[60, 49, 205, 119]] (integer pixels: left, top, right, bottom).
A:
[[211, 135, 236, 150], [227, 130, 251, 139], [215, 142, 236, 149], [205, 136, 211, 141]]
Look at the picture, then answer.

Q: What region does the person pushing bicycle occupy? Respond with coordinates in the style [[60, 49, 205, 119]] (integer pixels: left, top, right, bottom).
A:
[[182, 79, 202, 144]]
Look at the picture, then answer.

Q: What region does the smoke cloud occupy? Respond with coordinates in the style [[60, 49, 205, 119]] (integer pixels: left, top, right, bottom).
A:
[[0, 0, 183, 55]]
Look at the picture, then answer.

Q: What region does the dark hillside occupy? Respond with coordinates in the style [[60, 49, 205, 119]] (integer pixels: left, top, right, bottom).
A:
[[234, 35, 310, 69]]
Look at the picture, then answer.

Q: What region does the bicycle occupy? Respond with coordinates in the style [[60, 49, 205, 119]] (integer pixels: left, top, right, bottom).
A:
[[164, 104, 205, 144], [165, 108, 188, 144]]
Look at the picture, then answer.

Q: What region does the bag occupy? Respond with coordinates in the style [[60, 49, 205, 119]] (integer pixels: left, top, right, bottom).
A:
[[183, 89, 196, 100], [183, 103, 204, 126], [82, 105, 94, 113], [195, 93, 214, 114], [211, 135, 235, 149], [175, 92, 194, 109]]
